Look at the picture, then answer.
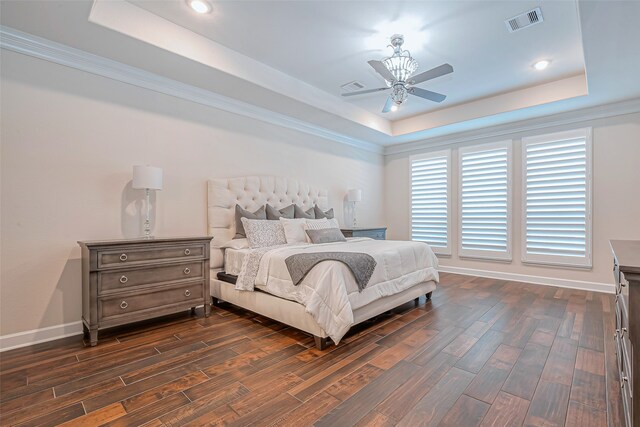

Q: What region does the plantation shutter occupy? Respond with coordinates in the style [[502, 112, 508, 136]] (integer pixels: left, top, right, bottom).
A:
[[411, 150, 451, 254], [459, 142, 511, 260], [522, 129, 592, 267]]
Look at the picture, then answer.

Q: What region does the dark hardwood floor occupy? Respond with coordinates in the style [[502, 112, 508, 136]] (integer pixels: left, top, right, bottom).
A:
[[0, 273, 622, 426]]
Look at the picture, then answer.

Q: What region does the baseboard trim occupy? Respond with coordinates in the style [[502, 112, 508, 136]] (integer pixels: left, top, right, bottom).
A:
[[0, 267, 613, 351], [439, 265, 614, 294], [0, 321, 84, 352]]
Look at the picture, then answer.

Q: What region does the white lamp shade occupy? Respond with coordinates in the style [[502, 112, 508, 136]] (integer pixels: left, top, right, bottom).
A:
[[347, 189, 362, 202], [132, 165, 163, 190]]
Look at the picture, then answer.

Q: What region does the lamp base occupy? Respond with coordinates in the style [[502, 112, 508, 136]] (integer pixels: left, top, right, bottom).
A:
[[352, 202, 358, 228], [142, 188, 154, 239]]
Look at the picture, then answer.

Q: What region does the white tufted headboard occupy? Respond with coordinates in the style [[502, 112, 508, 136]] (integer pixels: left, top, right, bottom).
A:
[[207, 176, 329, 269]]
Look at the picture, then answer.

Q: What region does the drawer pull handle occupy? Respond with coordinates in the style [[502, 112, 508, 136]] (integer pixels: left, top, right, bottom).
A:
[[120, 301, 128, 309], [184, 268, 191, 275], [120, 253, 128, 262], [184, 249, 191, 255], [622, 327, 628, 337], [184, 290, 191, 297], [119, 275, 128, 284], [622, 376, 629, 388]]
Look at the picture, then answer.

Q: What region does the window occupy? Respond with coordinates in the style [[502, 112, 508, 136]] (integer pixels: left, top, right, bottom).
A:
[[410, 150, 451, 255], [459, 141, 512, 260], [522, 128, 592, 267]]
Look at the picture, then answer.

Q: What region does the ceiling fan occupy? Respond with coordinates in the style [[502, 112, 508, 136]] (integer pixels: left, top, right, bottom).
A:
[[342, 34, 453, 113]]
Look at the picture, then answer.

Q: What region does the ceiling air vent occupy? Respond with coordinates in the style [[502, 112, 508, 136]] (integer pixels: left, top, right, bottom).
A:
[[505, 7, 543, 33], [341, 81, 366, 92]]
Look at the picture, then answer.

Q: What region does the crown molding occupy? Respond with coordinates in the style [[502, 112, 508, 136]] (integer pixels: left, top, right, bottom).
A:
[[385, 97, 640, 156], [0, 25, 384, 154], [3, 26, 640, 158]]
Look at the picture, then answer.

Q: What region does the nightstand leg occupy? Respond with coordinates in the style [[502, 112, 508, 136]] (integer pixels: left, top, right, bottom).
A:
[[204, 302, 211, 317], [89, 328, 98, 347], [190, 307, 196, 315]]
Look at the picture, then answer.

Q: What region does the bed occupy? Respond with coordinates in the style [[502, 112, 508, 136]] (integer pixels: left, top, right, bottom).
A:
[[208, 176, 439, 349]]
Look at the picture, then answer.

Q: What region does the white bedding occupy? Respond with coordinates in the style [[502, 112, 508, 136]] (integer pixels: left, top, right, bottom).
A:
[[224, 248, 251, 276], [237, 238, 439, 343]]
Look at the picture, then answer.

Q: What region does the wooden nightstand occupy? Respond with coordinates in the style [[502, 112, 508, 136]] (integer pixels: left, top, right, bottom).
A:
[[340, 227, 387, 240], [78, 236, 212, 346]]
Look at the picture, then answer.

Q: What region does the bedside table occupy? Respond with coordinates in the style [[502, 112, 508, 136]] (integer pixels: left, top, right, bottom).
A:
[[340, 227, 387, 240], [78, 236, 212, 346]]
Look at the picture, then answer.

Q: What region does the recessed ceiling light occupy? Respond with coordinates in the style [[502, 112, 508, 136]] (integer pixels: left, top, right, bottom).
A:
[[533, 60, 550, 70], [188, 0, 212, 14], [390, 105, 398, 112]]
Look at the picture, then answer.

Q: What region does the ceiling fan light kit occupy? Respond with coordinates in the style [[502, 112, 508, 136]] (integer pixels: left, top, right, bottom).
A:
[[343, 34, 453, 113]]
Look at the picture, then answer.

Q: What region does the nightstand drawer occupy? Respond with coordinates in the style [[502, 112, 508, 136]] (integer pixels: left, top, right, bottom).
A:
[[99, 281, 204, 320], [99, 261, 204, 294], [368, 230, 386, 240], [98, 243, 206, 269]]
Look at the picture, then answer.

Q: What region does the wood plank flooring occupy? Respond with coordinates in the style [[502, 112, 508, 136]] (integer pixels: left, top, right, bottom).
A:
[[0, 273, 622, 426]]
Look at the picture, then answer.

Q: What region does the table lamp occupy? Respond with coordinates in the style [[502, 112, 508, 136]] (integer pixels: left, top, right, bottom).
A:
[[132, 165, 163, 238]]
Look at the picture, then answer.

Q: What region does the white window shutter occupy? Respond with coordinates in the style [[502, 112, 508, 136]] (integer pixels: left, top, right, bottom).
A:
[[410, 150, 451, 255], [459, 141, 512, 260], [522, 128, 592, 267]]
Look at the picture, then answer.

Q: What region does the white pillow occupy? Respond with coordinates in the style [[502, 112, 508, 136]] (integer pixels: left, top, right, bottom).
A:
[[279, 218, 308, 244], [241, 218, 287, 248], [221, 238, 250, 250]]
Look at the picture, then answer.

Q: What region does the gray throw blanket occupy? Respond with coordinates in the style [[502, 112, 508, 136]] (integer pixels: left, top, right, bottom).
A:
[[285, 252, 377, 292]]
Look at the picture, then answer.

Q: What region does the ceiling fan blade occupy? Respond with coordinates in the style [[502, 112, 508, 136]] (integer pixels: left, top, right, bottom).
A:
[[408, 87, 447, 103], [409, 63, 453, 85], [341, 87, 389, 97], [382, 96, 394, 113], [368, 60, 396, 82]]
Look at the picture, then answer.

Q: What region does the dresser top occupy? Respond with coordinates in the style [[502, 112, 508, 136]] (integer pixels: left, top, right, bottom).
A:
[[78, 236, 213, 247], [610, 240, 640, 274]]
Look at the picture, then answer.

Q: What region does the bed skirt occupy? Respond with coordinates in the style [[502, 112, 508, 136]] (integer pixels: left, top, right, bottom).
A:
[[210, 277, 436, 349]]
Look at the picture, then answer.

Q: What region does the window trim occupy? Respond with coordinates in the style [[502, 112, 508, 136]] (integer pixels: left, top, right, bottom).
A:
[[520, 127, 593, 268], [409, 149, 452, 256], [457, 140, 513, 262]]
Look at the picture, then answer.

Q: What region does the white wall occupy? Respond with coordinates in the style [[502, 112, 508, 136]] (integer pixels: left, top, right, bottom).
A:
[[385, 112, 640, 290], [2, 45, 639, 345], [0, 50, 385, 337]]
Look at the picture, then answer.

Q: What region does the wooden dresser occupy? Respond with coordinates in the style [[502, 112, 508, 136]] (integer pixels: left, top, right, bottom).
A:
[[78, 236, 212, 346], [611, 240, 640, 427], [340, 227, 387, 240]]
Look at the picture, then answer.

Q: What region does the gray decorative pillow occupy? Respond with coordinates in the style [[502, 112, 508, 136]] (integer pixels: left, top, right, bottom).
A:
[[241, 218, 287, 248], [306, 228, 347, 244], [235, 205, 266, 238], [294, 205, 316, 219], [313, 205, 334, 219], [266, 204, 295, 220]]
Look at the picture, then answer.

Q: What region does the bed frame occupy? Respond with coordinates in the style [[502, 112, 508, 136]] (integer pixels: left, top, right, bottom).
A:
[[207, 176, 436, 349]]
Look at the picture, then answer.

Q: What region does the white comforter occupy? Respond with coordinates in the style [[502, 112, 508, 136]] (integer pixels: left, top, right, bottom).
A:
[[237, 238, 439, 343]]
